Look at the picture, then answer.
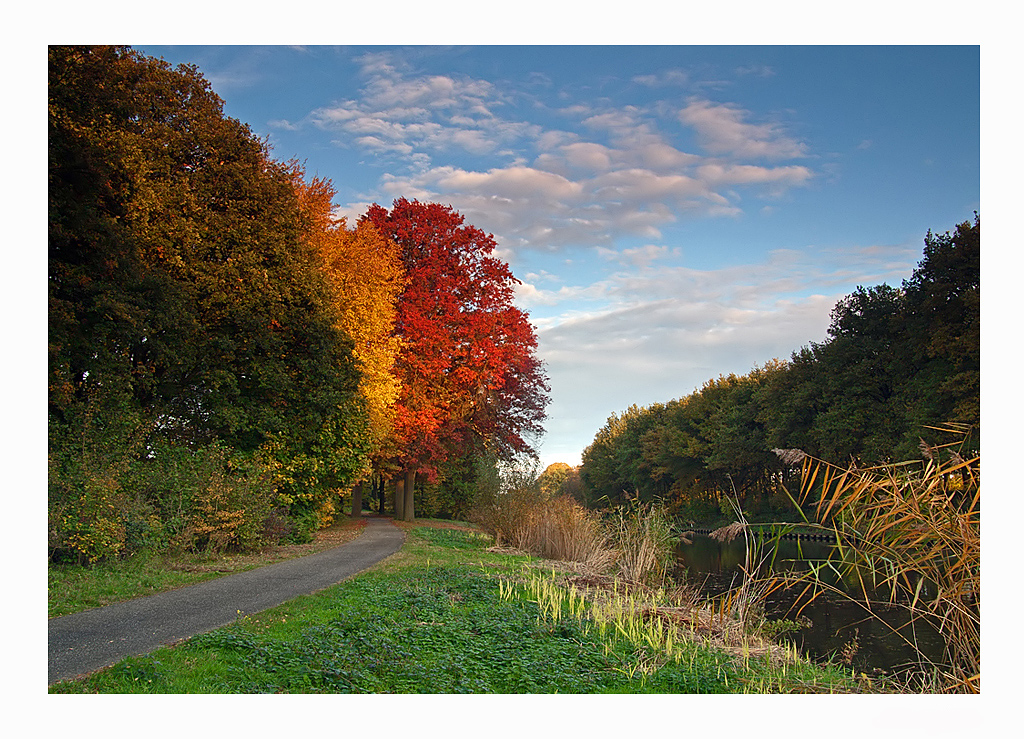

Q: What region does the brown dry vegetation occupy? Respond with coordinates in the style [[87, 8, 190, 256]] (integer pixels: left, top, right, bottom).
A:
[[774, 426, 980, 693]]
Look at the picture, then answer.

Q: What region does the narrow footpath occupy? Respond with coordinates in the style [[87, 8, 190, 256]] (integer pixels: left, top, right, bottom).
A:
[[48, 516, 406, 686]]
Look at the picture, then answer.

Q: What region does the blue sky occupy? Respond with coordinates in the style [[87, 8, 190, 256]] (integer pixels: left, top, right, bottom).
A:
[[133, 44, 980, 470]]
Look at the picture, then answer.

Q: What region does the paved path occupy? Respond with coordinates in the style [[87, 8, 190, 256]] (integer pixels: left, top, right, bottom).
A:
[[48, 516, 405, 686]]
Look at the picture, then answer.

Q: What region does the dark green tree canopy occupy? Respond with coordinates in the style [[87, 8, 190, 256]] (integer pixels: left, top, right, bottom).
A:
[[49, 45, 362, 453]]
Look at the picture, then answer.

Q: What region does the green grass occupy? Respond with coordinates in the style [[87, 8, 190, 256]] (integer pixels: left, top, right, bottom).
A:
[[49, 526, 870, 694], [48, 551, 231, 618]]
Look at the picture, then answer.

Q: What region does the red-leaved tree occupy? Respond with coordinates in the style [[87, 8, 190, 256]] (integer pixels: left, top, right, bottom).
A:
[[364, 199, 549, 519]]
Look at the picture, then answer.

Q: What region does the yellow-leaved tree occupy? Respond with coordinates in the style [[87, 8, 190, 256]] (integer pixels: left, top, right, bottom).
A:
[[292, 169, 405, 499]]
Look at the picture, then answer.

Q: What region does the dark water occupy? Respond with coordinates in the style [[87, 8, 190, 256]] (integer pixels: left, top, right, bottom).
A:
[[675, 533, 947, 677]]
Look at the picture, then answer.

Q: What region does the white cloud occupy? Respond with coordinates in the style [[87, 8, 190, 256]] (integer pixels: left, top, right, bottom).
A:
[[632, 69, 690, 87], [428, 165, 584, 201], [606, 244, 681, 270], [582, 108, 642, 132], [736, 64, 776, 78], [305, 52, 539, 167], [695, 162, 813, 188], [561, 142, 614, 171], [533, 290, 840, 466], [678, 98, 808, 160]]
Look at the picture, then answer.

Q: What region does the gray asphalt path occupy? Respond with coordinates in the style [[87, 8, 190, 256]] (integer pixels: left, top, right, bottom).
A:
[[48, 516, 405, 686]]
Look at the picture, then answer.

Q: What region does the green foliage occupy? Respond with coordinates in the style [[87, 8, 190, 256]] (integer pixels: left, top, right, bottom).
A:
[[48, 383, 151, 563], [468, 458, 545, 548], [48, 551, 225, 618], [537, 462, 572, 497], [414, 448, 498, 520], [411, 527, 492, 550]]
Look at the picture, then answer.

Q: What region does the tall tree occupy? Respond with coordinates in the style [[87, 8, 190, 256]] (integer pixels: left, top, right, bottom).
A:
[[292, 171, 405, 490], [50, 46, 361, 453], [364, 199, 549, 517], [580, 217, 981, 518], [902, 215, 980, 433]]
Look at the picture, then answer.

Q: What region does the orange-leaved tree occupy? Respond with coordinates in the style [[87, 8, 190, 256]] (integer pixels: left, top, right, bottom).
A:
[[293, 170, 405, 515]]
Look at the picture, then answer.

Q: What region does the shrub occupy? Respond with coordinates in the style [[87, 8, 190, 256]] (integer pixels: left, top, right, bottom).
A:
[[472, 466, 683, 580], [48, 386, 149, 564], [469, 461, 544, 549], [470, 464, 612, 567], [179, 446, 278, 553], [122, 441, 279, 555]]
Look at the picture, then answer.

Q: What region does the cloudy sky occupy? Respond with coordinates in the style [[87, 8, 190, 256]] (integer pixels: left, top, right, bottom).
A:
[[135, 44, 980, 469]]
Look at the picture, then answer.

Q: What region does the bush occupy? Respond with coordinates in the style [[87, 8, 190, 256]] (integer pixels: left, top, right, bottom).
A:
[[469, 464, 544, 549], [471, 464, 682, 581], [470, 464, 620, 573], [165, 445, 278, 554], [48, 386, 149, 564]]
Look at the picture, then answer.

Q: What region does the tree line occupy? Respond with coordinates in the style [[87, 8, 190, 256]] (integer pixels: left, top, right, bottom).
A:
[[579, 216, 979, 521], [48, 46, 549, 563]]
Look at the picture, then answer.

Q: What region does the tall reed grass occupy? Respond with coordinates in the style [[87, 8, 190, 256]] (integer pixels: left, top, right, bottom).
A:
[[611, 501, 677, 586], [470, 474, 675, 584], [774, 425, 980, 692]]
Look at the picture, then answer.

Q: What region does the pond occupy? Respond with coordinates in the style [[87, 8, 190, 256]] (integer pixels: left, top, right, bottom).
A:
[[674, 531, 948, 678]]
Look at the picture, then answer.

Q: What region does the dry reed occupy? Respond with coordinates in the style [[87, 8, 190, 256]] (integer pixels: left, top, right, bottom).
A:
[[612, 501, 678, 585], [786, 426, 980, 692]]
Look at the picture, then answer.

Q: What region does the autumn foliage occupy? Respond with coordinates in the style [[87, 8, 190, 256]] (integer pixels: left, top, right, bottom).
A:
[[293, 172, 405, 465], [365, 199, 549, 484], [48, 46, 549, 562]]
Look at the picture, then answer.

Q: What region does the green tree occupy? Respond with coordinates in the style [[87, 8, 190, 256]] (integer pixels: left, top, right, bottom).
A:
[[809, 284, 912, 461], [537, 463, 572, 498], [579, 217, 981, 522], [902, 215, 980, 435]]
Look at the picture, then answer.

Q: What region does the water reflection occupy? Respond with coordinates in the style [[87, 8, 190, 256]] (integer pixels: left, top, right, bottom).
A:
[[675, 533, 946, 676]]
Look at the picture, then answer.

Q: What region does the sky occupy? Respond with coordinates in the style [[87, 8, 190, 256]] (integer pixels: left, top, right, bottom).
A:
[[130, 44, 981, 470]]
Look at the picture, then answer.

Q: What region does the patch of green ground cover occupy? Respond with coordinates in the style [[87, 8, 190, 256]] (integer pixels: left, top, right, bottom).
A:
[[49, 518, 368, 618], [50, 526, 867, 694], [48, 552, 228, 618], [412, 526, 494, 550]]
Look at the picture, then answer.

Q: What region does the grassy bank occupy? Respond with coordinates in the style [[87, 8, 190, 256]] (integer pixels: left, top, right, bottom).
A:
[[48, 516, 369, 618], [50, 522, 873, 694]]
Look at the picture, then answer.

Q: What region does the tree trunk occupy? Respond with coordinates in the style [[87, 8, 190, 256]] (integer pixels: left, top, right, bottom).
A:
[[404, 469, 416, 522], [350, 481, 363, 518], [394, 478, 405, 520]]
